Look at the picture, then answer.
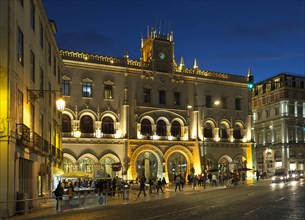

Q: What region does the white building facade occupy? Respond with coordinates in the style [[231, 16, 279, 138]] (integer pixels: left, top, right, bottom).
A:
[[252, 73, 305, 176]]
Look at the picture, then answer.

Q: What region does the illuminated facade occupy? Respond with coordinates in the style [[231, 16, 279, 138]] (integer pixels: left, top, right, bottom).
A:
[[60, 27, 254, 183], [0, 0, 63, 217], [252, 73, 305, 175]]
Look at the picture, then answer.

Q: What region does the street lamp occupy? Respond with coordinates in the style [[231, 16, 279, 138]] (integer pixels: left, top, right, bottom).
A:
[[27, 89, 66, 112], [188, 101, 220, 174]]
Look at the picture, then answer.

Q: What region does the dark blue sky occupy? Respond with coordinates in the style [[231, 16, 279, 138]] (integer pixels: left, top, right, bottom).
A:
[[43, 0, 304, 83]]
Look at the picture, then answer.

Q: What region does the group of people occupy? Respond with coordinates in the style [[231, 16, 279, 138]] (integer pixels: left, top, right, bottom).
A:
[[54, 171, 249, 209], [138, 176, 166, 197]]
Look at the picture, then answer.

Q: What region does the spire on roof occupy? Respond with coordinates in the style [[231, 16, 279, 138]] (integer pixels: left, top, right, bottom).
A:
[[248, 67, 252, 77], [180, 57, 184, 67], [193, 58, 198, 69], [124, 50, 129, 59]]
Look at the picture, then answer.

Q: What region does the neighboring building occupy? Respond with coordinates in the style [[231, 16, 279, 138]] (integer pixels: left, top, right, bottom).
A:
[[0, 0, 64, 217], [60, 27, 254, 184], [252, 73, 305, 176]]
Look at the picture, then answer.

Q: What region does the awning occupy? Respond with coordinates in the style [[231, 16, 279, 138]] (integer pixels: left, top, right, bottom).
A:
[[53, 167, 64, 176], [60, 171, 89, 179]]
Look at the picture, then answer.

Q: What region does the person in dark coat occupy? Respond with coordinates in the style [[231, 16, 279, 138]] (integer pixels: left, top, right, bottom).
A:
[[54, 181, 64, 210], [156, 178, 164, 193], [138, 177, 146, 198]]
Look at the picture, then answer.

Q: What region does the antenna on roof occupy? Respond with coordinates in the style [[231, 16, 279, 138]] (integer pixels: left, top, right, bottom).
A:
[[147, 25, 149, 38], [168, 21, 171, 35], [159, 18, 162, 34], [155, 17, 158, 33]]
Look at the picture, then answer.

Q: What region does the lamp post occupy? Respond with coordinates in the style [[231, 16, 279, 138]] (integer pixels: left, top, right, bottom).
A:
[[188, 100, 220, 174]]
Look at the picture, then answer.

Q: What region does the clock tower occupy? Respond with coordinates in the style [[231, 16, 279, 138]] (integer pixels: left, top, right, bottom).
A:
[[141, 27, 174, 73]]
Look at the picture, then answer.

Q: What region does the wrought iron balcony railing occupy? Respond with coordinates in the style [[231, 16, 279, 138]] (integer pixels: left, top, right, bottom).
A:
[[16, 123, 31, 147]]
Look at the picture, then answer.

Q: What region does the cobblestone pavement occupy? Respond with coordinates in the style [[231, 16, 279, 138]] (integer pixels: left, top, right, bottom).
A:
[[8, 178, 264, 220]]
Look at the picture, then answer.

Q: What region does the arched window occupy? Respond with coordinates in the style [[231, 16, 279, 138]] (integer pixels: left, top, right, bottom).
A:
[[80, 115, 93, 133], [79, 157, 94, 174], [219, 124, 228, 139], [156, 120, 166, 136], [102, 116, 115, 134], [204, 123, 213, 138], [171, 121, 181, 137], [62, 114, 71, 132], [63, 157, 73, 173], [233, 125, 243, 139], [141, 119, 152, 135]]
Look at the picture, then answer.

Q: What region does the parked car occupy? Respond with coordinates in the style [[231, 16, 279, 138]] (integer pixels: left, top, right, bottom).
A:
[[271, 169, 288, 183], [288, 170, 299, 181]]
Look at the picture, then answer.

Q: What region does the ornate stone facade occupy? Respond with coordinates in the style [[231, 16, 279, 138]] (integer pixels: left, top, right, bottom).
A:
[[60, 28, 253, 183]]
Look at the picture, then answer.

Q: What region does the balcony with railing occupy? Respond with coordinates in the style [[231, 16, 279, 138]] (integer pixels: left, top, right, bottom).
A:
[[42, 139, 49, 153], [32, 132, 43, 153], [51, 145, 56, 157], [56, 148, 62, 160], [16, 123, 31, 147]]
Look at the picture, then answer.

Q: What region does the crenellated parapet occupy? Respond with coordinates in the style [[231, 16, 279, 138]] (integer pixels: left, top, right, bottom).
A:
[[60, 50, 247, 83]]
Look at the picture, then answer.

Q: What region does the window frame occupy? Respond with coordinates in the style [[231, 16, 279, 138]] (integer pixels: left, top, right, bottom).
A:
[[82, 82, 92, 98], [62, 80, 70, 96], [30, 50, 35, 82], [173, 92, 180, 106], [104, 85, 113, 100], [205, 95, 212, 108], [159, 90, 166, 104], [143, 88, 151, 103], [17, 27, 24, 66], [235, 97, 241, 111]]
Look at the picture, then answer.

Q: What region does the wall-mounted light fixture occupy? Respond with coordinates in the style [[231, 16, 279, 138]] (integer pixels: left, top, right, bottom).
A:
[[27, 89, 66, 112], [74, 130, 81, 138]]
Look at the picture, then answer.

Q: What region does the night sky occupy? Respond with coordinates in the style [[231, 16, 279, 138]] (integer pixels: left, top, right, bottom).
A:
[[43, 0, 305, 83]]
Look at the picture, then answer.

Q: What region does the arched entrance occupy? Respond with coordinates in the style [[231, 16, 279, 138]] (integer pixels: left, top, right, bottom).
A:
[[218, 155, 232, 176], [100, 157, 116, 179], [167, 152, 187, 181], [99, 154, 121, 179], [163, 145, 194, 183], [130, 145, 163, 181], [78, 153, 98, 179], [136, 152, 158, 181]]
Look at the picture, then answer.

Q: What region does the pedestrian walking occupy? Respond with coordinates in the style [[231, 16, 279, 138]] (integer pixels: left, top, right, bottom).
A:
[[233, 171, 239, 186], [138, 178, 146, 198], [203, 173, 207, 189], [218, 173, 224, 186], [180, 176, 185, 191], [54, 181, 64, 210], [149, 178, 155, 194], [212, 173, 217, 187], [156, 178, 164, 193], [162, 177, 167, 187], [67, 182, 74, 199], [175, 176, 181, 192], [256, 170, 259, 181], [242, 171, 246, 182]]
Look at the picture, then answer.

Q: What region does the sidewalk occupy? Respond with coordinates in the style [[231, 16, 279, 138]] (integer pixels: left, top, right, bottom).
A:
[[8, 178, 263, 219]]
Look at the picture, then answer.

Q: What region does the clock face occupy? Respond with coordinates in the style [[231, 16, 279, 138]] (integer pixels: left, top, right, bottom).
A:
[[158, 51, 166, 60]]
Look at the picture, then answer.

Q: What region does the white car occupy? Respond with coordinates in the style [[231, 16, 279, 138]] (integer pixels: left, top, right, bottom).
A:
[[272, 170, 288, 183]]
